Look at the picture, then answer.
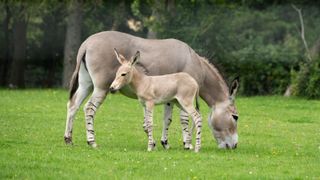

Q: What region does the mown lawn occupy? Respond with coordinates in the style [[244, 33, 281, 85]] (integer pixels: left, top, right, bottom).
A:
[[0, 89, 319, 179]]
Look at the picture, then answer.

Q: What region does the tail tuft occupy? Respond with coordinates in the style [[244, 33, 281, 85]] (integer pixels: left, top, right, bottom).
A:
[[69, 72, 79, 100], [195, 90, 200, 112]]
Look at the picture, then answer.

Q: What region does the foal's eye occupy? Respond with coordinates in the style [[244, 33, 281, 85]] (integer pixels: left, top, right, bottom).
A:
[[121, 73, 126, 76]]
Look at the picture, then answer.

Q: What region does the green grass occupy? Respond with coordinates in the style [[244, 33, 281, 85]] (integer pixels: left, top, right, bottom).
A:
[[0, 89, 319, 179]]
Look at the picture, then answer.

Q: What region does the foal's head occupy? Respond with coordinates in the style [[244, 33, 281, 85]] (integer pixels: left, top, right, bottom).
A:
[[209, 78, 239, 149], [109, 48, 140, 93]]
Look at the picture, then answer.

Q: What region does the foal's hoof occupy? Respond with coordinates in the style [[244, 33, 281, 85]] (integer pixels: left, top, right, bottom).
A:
[[161, 140, 170, 150], [87, 141, 98, 148], [183, 142, 193, 150], [195, 148, 200, 153], [147, 142, 156, 151], [64, 136, 73, 145]]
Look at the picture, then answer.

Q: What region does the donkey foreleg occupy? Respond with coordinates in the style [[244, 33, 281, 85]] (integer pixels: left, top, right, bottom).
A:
[[143, 102, 155, 151], [180, 110, 193, 150], [161, 103, 173, 149], [84, 88, 107, 148]]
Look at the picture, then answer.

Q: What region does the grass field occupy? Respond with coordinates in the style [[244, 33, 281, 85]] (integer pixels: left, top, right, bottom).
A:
[[0, 89, 319, 179]]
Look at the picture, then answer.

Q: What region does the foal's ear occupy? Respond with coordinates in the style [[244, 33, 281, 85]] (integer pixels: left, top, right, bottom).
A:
[[230, 76, 240, 101], [113, 48, 126, 64], [130, 51, 140, 66]]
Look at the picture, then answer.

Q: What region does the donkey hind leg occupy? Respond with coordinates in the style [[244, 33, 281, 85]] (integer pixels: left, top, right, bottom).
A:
[[64, 64, 92, 145], [84, 88, 107, 148], [143, 102, 155, 151], [180, 110, 193, 150], [161, 103, 173, 149]]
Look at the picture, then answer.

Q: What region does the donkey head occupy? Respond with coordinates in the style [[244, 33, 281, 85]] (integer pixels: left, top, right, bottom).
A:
[[209, 77, 239, 149], [109, 48, 140, 94]]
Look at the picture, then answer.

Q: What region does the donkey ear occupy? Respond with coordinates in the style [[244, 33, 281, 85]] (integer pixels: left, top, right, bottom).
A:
[[130, 51, 140, 66], [114, 48, 126, 64], [230, 76, 240, 101]]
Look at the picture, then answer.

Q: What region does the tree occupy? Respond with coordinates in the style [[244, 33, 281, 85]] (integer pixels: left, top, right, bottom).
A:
[[62, 0, 83, 88], [8, 2, 28, 88], [0, 1, 11, 86], [131, 0, 176, 39], [310, 38, 320, 58]]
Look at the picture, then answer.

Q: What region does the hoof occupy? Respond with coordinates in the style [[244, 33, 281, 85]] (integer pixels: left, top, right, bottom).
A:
[[183, 141, 193, 150], [161, 140, 170, 150], [195, 146, 200, 153], [189, 144, 194, 150], [64, 136, 73, 145], [87, 141, 98, 148], [148, 142, 156, 151]]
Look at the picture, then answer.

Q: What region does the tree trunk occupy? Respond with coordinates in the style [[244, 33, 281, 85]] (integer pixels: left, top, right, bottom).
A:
[[0, 2, 11, 86], [165, 0, 175, 16], [310, 38, 320, 59], [62, 0, 83, 88], [111, 2, 125, 31], [8, 4, 27, 88], [147, 0, 175, 39]]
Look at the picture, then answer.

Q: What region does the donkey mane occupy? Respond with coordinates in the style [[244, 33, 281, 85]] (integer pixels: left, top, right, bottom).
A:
[[199, 56, 230, 94], [135, 62, 149, 75]]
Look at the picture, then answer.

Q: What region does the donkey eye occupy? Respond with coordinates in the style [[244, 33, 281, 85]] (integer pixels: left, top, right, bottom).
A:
[[121, 73, 126, 76], [232, 115, 238, 121]]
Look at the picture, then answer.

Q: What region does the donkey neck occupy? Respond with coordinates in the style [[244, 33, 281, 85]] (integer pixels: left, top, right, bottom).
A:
[[200, 57, 229, 107]]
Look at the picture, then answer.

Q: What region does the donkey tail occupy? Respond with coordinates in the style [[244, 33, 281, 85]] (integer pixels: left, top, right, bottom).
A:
[[69, 42, 86, 100], [195, 89, 200, 112], [191, 89, 200, 132]]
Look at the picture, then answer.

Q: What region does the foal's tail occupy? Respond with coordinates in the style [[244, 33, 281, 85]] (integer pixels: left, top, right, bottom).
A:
[[69, 42, 87, 100]]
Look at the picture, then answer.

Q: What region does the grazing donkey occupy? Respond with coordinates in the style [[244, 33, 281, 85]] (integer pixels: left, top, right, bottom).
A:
[[64, 31, 239, 150], [110, 49, 202, 152]]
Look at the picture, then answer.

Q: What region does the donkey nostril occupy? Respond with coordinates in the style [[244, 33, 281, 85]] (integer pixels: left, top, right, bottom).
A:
[[234, 143, 238, 149], [226, 144, 230, 149]]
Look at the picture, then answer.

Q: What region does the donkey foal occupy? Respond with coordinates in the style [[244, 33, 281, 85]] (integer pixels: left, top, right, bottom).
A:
[[110, 49, 202, 152]]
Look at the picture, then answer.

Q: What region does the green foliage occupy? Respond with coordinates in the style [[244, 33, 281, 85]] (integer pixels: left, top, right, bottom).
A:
[[0, 90, 320, 178], [138, 5, 306, 95], [292, 58, 320, 99], [0, 1, 320, 97]]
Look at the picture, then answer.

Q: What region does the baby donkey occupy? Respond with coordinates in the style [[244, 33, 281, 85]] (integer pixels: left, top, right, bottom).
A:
[[110, 49, 202, 152]]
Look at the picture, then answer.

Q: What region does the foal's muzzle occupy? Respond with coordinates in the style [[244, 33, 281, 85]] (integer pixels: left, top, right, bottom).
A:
[[109, 87, 117, 94]]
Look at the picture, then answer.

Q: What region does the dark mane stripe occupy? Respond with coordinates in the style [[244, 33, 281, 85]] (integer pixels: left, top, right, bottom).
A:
[[199, 56, 230, 94]]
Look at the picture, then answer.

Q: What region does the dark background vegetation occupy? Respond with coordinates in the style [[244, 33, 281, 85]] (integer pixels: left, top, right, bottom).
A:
[[0, 0, 319, 98]]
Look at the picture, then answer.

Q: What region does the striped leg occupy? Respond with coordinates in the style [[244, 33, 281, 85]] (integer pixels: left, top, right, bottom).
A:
[[180, 110, 193, 150], [190, 110, 202, 152], [143, 102, 155, 151], [64, 63, 92, 145], [161, 103, 173, 149], [84, 88, 107, 148]]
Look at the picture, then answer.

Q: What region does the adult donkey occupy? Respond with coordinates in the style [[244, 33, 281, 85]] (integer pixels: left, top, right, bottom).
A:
[[64, 31, 239, 149]]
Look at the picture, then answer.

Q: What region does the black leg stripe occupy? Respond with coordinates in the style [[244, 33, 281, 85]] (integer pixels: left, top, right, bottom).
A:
[[87, 130, 94, 134], [86, 115, 94, 119], [88, 102, 97, 108]]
